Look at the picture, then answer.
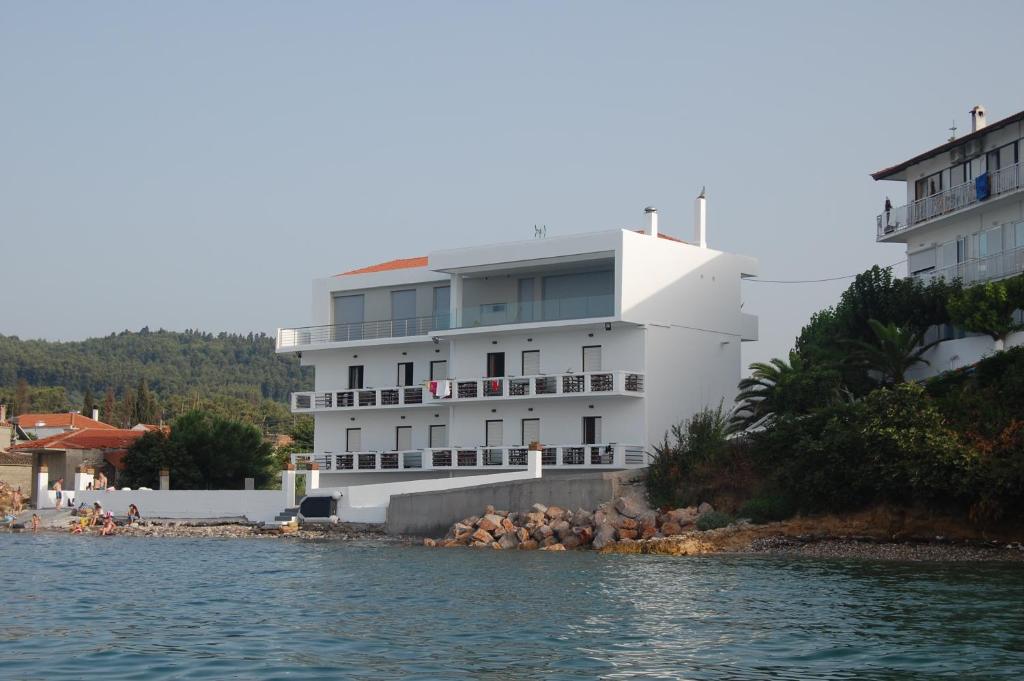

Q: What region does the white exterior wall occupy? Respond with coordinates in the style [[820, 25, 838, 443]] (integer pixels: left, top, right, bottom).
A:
[[314, 409, 446, 453], [305, 342, 450, 390], [74, 489, 287, 523]]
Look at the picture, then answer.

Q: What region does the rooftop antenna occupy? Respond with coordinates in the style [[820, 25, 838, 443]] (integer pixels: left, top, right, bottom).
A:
[[948, 120, 957, 142], [533, 224, 547, 239]]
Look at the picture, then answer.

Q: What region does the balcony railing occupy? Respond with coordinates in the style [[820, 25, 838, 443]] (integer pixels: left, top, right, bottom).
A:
[[290, 371, 645, 412], [291, 443, 648, 472], [911, 244, 1024, 287], [877, 162, 1023, 239], [277, 295, 615, 350]]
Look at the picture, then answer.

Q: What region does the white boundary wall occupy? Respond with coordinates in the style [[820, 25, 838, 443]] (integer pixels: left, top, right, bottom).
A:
[[74, 490, 287, 523]]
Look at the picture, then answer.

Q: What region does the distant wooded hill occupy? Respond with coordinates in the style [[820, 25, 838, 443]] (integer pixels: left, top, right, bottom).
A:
[[0, 329, 311, 430]]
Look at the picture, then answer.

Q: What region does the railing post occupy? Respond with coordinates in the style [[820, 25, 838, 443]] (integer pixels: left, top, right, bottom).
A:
[[282, 464, 296, 508], [422, 448, 433, 471], [527, 448, 542, 478]]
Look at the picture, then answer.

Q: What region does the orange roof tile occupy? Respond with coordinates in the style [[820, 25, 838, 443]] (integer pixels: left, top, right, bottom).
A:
[[14, 413, 116, 431], [339, 256, 429, 276], [12, 428, 145, 452]]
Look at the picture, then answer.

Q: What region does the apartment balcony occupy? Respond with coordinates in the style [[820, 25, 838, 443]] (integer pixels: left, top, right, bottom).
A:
[[276, 294, 615, 351], [290, 443, 648, 472], [911, 244, 1024, 287], [290, 370, 646, 412], [877, 162, 1023, 241]]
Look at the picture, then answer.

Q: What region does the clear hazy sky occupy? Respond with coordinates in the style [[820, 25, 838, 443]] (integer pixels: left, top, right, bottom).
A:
[[3, 1, 1023, 369]]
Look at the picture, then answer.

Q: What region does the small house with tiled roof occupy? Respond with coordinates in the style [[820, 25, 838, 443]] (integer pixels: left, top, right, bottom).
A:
[[13, 411, 116, 440], [14, 428, 146, 497]]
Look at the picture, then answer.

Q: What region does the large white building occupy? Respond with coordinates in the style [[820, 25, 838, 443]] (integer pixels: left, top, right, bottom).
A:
[[277, 203, 758, 487], [873, 105, 1024, 376]]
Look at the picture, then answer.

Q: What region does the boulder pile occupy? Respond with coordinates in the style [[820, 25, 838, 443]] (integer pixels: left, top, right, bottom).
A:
[[423, 498, 718, 550]]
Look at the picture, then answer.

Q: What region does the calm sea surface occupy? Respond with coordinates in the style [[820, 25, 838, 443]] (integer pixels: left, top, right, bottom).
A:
[[1, 534, 1022, 680]]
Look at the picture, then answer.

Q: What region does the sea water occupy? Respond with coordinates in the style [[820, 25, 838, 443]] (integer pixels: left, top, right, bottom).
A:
[[1, 534, 1022, 680]]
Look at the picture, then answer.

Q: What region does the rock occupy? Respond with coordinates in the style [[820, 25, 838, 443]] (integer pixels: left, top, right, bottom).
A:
[[661, 521, 683, 536], [541, 536, 558, 547], [574, 526, 593, 545], [464, 516, 480, 527], [532, 525, 554, 542], [618, 528, 639, 540], [614, 517, 638, 530], [640, 526, 658, 540], [516, 527, 530, 543], [501, 517, 515, 532], [525, 511, 546, 525], [483, 513, 505, 526], [593, 522, 617, 550], [498, 532, 519, 550], [531, 503, 548, 514], [471, 541, 490, 548], [491, 542, 502, 550], [493, 509, 509, 517], [518, 539, 539, 550], [423, 537, 437, 547], [593, 510, 607, 526], [471, 528, 494, 544], [614, 496, 648, 519], [477, 517, 499, 532], [572, 509, 594, 527], [545, 505, 566, 520], [697, 502, 714, 516], [541, 543, 566, 551], [484, 505, 496, 515], [562, 535, 581, 549], [442, 539, 461, 547], [551, 519, 572, 540]]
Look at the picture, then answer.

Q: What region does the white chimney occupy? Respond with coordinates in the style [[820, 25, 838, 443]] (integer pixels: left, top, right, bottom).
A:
[[970, 105, 987, 133], [694, 187, 707, 248], [92, 407, 99, 421], [644, 206, 658, 238]]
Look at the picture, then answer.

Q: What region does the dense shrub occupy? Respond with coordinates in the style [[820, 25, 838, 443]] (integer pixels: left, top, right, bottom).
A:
[[647, 405, 731, 508], [738, 495, 796, 524], [696, 511, 734, 531]]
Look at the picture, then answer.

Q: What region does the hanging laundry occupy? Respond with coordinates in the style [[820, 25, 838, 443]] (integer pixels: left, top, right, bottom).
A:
[[438, 380, 452, 398], [490, 379, 501, 393], [428, 380, 439, 397]]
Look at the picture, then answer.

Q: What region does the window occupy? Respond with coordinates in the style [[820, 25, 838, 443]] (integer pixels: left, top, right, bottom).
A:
[[908, 248, 936, 275], [429, 424, 447, 448], [582, 345, 602, 372], [485, 420, 503, 447], [522, 350, 540, 376], [542, 270, 614, 320], [348, 366, 364, 390], [517, 278, 535, 322], [391, 290, 417, 337], [521, 418, 540, 447], [486, 352, 505, 378], [396, 426, 412, 451], [1015, 222, 1024, 250], [333, 294, 365, 340], [432, 286, 450, 330], [430, 360, 448, 380], [346, 428, 362, 452], [582, 416, 602, 445], [397, 362, 414, 386]]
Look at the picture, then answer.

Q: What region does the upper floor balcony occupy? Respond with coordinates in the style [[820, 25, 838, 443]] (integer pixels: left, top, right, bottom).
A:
[[290, 370, 645, 412], [911, 243, 1024, 287], [877, 161, 1023, 241]]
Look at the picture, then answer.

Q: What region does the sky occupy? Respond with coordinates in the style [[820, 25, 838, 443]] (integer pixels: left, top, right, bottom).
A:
[[3, 1, 1024, 369]]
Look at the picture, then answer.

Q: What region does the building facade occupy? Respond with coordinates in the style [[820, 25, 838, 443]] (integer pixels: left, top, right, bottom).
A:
[[873, 105, 1024, 377], [278, 207, 758, 487]]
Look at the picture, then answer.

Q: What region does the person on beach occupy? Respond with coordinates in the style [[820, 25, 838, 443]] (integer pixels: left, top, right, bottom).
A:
[[95, 472, 107, 490], [100, 514, 116, 536], [92, 502, 104, 526], [127, 504, 141, 524], [31, 514, 40, 532], [12, 487, 22, 513], [53, 478, 63, 509]]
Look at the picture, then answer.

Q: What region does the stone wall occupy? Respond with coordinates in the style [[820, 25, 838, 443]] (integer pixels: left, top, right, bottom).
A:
[[0, 464, 31, 496], [385, 471, 641, 536]]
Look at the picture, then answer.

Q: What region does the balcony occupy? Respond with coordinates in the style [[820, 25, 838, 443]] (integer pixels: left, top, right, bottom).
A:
[[911, 244, 1024, 287], [277, 294, 615, 350], [290, 443, 648, 472], [877, 162, 1023, 240], [291, 371, 645, 412]]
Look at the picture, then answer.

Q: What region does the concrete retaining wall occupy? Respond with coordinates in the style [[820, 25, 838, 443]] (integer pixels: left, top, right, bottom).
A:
[[385, 471, 640, 536], [74, 490, 287, 523]]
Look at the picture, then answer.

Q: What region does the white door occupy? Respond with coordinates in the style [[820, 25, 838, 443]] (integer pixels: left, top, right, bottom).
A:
[[429, 424, 448, 447], [485, 420, 503, 447], [346, 428, 362, 452], [521, 418, 540, 446], [522, 350, 540, 376], [396, 426, 412, 451], [583, 345, 602, 372]]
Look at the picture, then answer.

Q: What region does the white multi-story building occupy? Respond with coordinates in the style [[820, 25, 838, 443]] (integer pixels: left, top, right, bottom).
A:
[[873, 105, 1024, 375], [277, 203, 758, 487]]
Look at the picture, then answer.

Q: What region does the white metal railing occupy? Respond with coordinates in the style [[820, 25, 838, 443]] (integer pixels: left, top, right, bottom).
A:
[[911, 244, 1024, 287], [290, 443, 648, 472], [877, 162, 1023, 239], [290, 371, 645, 412]]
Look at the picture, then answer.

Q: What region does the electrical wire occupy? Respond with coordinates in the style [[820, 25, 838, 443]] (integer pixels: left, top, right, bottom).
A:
[[746, 260, 907, 284]]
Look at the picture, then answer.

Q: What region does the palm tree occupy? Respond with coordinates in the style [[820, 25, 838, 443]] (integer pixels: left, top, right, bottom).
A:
[[730, 351, 805, 432], [845, 319, 938, 385]]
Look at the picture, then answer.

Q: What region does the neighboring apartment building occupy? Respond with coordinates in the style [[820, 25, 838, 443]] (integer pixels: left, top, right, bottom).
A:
[[872, 104, 1024, 376], [277, 203, 758, 487]]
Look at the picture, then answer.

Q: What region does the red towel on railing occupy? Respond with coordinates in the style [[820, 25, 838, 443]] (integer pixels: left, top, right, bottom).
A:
[[428, 380, 438, 397], [490, 379, 500, 392]]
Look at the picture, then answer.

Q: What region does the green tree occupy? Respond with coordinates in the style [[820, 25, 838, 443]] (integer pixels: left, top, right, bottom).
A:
[[731, 352, 842, 431], [14, 378, 29, 415], [135, 378, 159, 425], [102, 387, 116, 425], [121, 410, 275, 489], [119, 386, 137, 428], [82, 387, 95, 417], [948, 278, 1024, 351], [845, 319, 939, 385]]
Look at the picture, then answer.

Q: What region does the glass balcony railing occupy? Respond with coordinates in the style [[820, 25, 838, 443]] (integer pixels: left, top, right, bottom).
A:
[[457, 294, 614, 328]]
